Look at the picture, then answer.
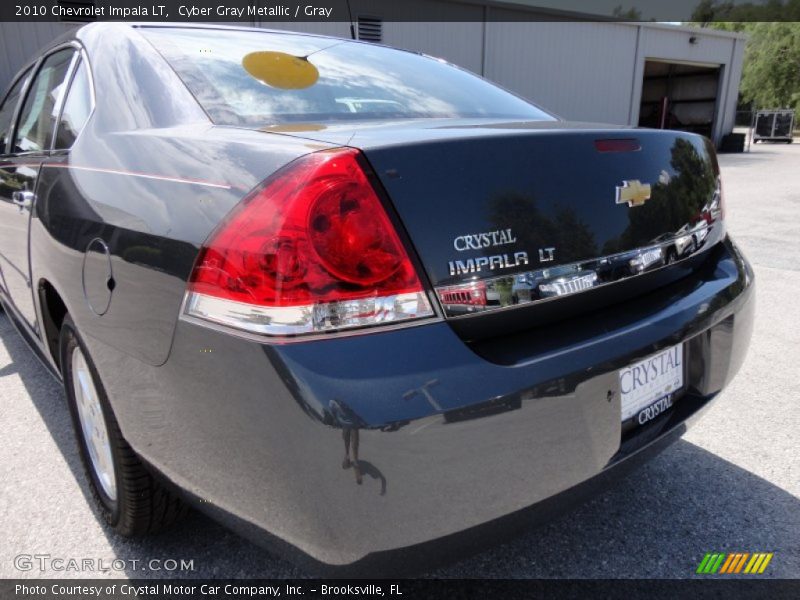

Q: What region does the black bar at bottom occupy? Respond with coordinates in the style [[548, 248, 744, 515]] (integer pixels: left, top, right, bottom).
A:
[[2, 579, 800, 600]]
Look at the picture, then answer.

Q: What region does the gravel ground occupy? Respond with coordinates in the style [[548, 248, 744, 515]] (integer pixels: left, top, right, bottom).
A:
[[0, 143, 798, 580]]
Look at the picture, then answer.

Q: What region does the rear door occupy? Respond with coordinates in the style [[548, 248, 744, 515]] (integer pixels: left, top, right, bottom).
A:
[[0, 67, 32, 301], [0, 47, 77, 329]]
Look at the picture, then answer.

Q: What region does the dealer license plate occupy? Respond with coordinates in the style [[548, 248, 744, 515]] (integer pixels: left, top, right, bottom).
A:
[[619, 344, 683, 423]]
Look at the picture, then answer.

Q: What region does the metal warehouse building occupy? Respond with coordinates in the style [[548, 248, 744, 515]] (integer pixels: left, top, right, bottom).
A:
[[0, 1, 746, 146]]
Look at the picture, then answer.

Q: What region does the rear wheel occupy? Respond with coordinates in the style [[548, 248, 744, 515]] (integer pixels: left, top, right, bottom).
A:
[[60, 315, 186, 535]]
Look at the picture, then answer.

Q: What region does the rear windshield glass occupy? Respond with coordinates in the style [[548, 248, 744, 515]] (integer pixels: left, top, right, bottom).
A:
[[142, 28, 555, 127]]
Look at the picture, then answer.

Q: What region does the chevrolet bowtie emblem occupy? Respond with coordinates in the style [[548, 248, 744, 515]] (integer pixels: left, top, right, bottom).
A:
[[616, 180, 652, 207]]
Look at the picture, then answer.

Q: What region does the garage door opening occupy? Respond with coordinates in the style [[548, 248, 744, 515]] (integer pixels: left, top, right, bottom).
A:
[[638, 60, 721, 139]]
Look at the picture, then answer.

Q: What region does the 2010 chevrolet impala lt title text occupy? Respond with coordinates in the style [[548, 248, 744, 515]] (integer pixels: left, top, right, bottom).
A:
[[0, 23, 754, 574]]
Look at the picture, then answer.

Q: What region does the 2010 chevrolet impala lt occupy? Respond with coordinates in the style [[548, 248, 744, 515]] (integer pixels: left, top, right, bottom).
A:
[[0, 23, 754, 574]]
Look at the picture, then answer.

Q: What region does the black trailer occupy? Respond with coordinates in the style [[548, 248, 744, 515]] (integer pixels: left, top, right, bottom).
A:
[[753, 109, 795, 143]]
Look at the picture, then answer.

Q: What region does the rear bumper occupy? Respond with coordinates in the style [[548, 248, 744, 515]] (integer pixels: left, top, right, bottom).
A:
[[89, 236, 754, 573]]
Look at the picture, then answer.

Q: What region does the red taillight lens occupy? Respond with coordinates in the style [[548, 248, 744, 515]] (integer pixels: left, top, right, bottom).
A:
[[307, 167, 406, 286], [184, 148, 433, 336]]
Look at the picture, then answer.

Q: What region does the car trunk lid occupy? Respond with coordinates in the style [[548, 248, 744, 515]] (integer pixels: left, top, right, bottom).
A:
[[266, 120, 724, 338]]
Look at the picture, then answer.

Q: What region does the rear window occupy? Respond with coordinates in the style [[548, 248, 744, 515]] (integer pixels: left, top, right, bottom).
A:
[[142, 28, 554, 127]]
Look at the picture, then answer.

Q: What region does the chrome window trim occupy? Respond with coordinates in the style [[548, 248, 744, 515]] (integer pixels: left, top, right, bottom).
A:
[[51, 44, 97, 152], [8, 42, 81, 158], [49, 50, 82, 151], [0, 64, 38, 157]]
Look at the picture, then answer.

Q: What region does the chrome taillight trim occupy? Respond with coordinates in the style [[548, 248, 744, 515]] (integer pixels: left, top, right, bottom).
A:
[[181, 290, 435, 337]]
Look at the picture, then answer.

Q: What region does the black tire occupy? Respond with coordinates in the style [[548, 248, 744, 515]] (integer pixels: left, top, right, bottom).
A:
[[60, 315, 186, 535]]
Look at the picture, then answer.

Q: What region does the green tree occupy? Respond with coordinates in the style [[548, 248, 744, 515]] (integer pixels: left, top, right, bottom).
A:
[[611, 5, 643, 20], [738, 22, 800, 112], [690, 2, 800, 113]]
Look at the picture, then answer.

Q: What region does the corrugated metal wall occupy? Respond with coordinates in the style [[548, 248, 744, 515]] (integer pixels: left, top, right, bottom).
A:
[[0, 21, 76, 89], [484, 20, 639, 124], [260, 0, 486, 74]]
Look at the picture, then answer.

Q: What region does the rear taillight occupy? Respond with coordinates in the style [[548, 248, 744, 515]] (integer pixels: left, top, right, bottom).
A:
[[438, 282, 487, 307], [183, 148, 434, 337]]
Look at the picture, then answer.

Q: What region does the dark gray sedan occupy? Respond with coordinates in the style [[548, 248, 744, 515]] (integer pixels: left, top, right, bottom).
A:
[[0, 23, 753, 574]]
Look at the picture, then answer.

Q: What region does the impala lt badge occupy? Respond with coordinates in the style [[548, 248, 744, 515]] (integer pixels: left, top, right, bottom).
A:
[[449, 252, 529, 276], [616, 180, 652, 207], [538, 247, 556, 262]]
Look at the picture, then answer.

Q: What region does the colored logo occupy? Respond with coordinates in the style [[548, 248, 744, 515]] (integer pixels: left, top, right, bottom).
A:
[[616, 180, 652, 207], [696, 552, 774, 575]]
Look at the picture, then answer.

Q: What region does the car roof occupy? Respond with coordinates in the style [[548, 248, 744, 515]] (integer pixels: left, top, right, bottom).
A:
[[79, 21, 361, 48]]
